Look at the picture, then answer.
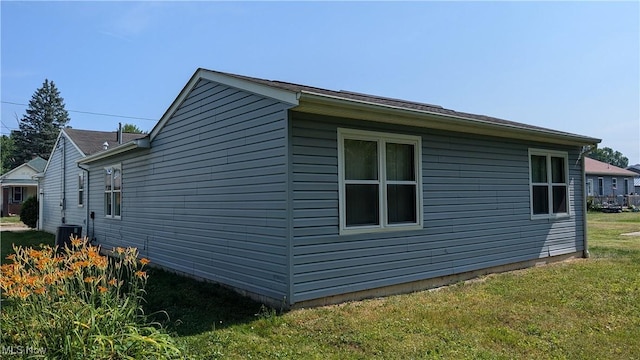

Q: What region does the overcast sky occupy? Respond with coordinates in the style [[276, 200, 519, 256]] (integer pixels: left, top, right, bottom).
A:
[[2, 1, 638, 164]]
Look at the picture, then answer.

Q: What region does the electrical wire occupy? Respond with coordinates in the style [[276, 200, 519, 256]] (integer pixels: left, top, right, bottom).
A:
[[1, 101, 156, 121]]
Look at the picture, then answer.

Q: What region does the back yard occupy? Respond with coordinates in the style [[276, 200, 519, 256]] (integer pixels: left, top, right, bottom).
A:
[[2, 212, 639, 359]]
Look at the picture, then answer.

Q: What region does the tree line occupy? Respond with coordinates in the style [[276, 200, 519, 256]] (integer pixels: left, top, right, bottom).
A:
[[1, 80, 144, 174]]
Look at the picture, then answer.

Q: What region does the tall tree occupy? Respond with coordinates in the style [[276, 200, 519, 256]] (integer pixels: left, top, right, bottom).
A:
[[0, 134, 15, 175], [587, 146, 629, 168], [120, 123, 145, 134], [11, 79, 70, 167]]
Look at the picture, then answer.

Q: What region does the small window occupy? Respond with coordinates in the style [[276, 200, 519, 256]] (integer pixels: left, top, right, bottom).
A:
[[529, 149, 569, 219], [587, 179, 593, 196], [104, 165, 122, 219], [624, 179, 630, 195], [338, 128, 423, 234], [612, 178, 617, 191], [78, 172, 84, 207], [12, 187, 23, 203]]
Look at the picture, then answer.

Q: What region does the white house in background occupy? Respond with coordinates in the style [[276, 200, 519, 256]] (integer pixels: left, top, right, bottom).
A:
[[0, 157, 47, 217], [38, 128, 145, 235]]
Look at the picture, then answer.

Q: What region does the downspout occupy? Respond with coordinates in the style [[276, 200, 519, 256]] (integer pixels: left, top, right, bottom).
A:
[[582, 154, 590, 258], [78, 163, 90, 241], [61, 136, 66, 224], [38, 178, 44, 230]]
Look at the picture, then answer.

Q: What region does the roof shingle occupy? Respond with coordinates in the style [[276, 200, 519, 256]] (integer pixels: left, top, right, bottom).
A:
[[585, 157, 637, 176], [214, 70, 592, 140], [64, 129, 146, 156]]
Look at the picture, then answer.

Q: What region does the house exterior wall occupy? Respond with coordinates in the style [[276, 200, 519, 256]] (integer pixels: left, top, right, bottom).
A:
[[87, 79, 293, 303], [41, 135, 87, 235], [585, 174, 635, 197], [290, 113, 585, 304]]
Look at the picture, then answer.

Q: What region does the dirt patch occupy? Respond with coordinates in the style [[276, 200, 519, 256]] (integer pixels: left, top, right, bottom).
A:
[[621, 231, 640, 236]]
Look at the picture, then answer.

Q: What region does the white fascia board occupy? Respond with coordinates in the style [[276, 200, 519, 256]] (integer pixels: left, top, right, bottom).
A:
[[149, 68, 299, 142], [0, 182, 38, 187], [63, 129, 86, 157], [41, 130, 64, 175], [0, 163, 29, 180], [296, 91, 601, 147], [42, 129, 85, 175]]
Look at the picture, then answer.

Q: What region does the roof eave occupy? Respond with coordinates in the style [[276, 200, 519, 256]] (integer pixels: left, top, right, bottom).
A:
[[78, 137, 150, 165], [296, 91, 601, 147], [586, 171, 638, 177]]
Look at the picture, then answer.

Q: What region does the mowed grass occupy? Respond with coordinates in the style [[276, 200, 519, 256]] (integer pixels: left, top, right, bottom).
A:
[[2, 213, 639, 359], [170, 212, 640, 359], [1, 230, 54, 261], [0, 216, 25, 225]]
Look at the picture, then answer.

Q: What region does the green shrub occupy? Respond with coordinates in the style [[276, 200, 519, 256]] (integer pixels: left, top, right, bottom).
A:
[[19, 195, 38, 228], [0, 238, 182, 359]]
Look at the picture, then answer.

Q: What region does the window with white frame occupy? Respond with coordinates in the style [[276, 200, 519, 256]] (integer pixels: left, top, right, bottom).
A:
[[338, 128, 423, 234], [529, 149, 569, 219], [12, 187, 23, 203], [612, 178, 617, 191], [78, 172, 84, 207], [104, 165, 121, 218], [587, 179, 593, 196]]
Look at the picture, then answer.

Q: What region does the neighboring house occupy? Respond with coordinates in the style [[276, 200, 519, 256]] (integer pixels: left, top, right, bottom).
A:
[[584, 157, 637, 202], [77, 68, 600, 308], [0, 157, 47, 217], [38, 129, 145, 235]]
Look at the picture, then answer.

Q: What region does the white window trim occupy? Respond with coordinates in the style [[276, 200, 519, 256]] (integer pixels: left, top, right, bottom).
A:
[[104, 164, 122, 220], [587, 179, 593, 196], [528, 148, 570, 220], [78, 172, 85, 207], [612, 178, 617, 191], [12, 187, 23, 203], [338, 128, 423, 235]]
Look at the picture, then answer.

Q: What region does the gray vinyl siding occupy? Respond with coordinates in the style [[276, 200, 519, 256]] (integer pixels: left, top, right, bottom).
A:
[[290, 113, 584, 303], [41, 135, 87, 235], [88, 79, 292, 302]]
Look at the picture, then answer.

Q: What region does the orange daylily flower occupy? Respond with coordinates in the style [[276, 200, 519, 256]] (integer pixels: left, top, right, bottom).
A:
[[34, 287, 46, 295]]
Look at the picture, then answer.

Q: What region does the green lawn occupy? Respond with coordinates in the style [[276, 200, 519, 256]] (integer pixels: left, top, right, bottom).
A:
[[2, 213, 639, 359], [0, 216, 25, 225], [1, 230, 54, 262]]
